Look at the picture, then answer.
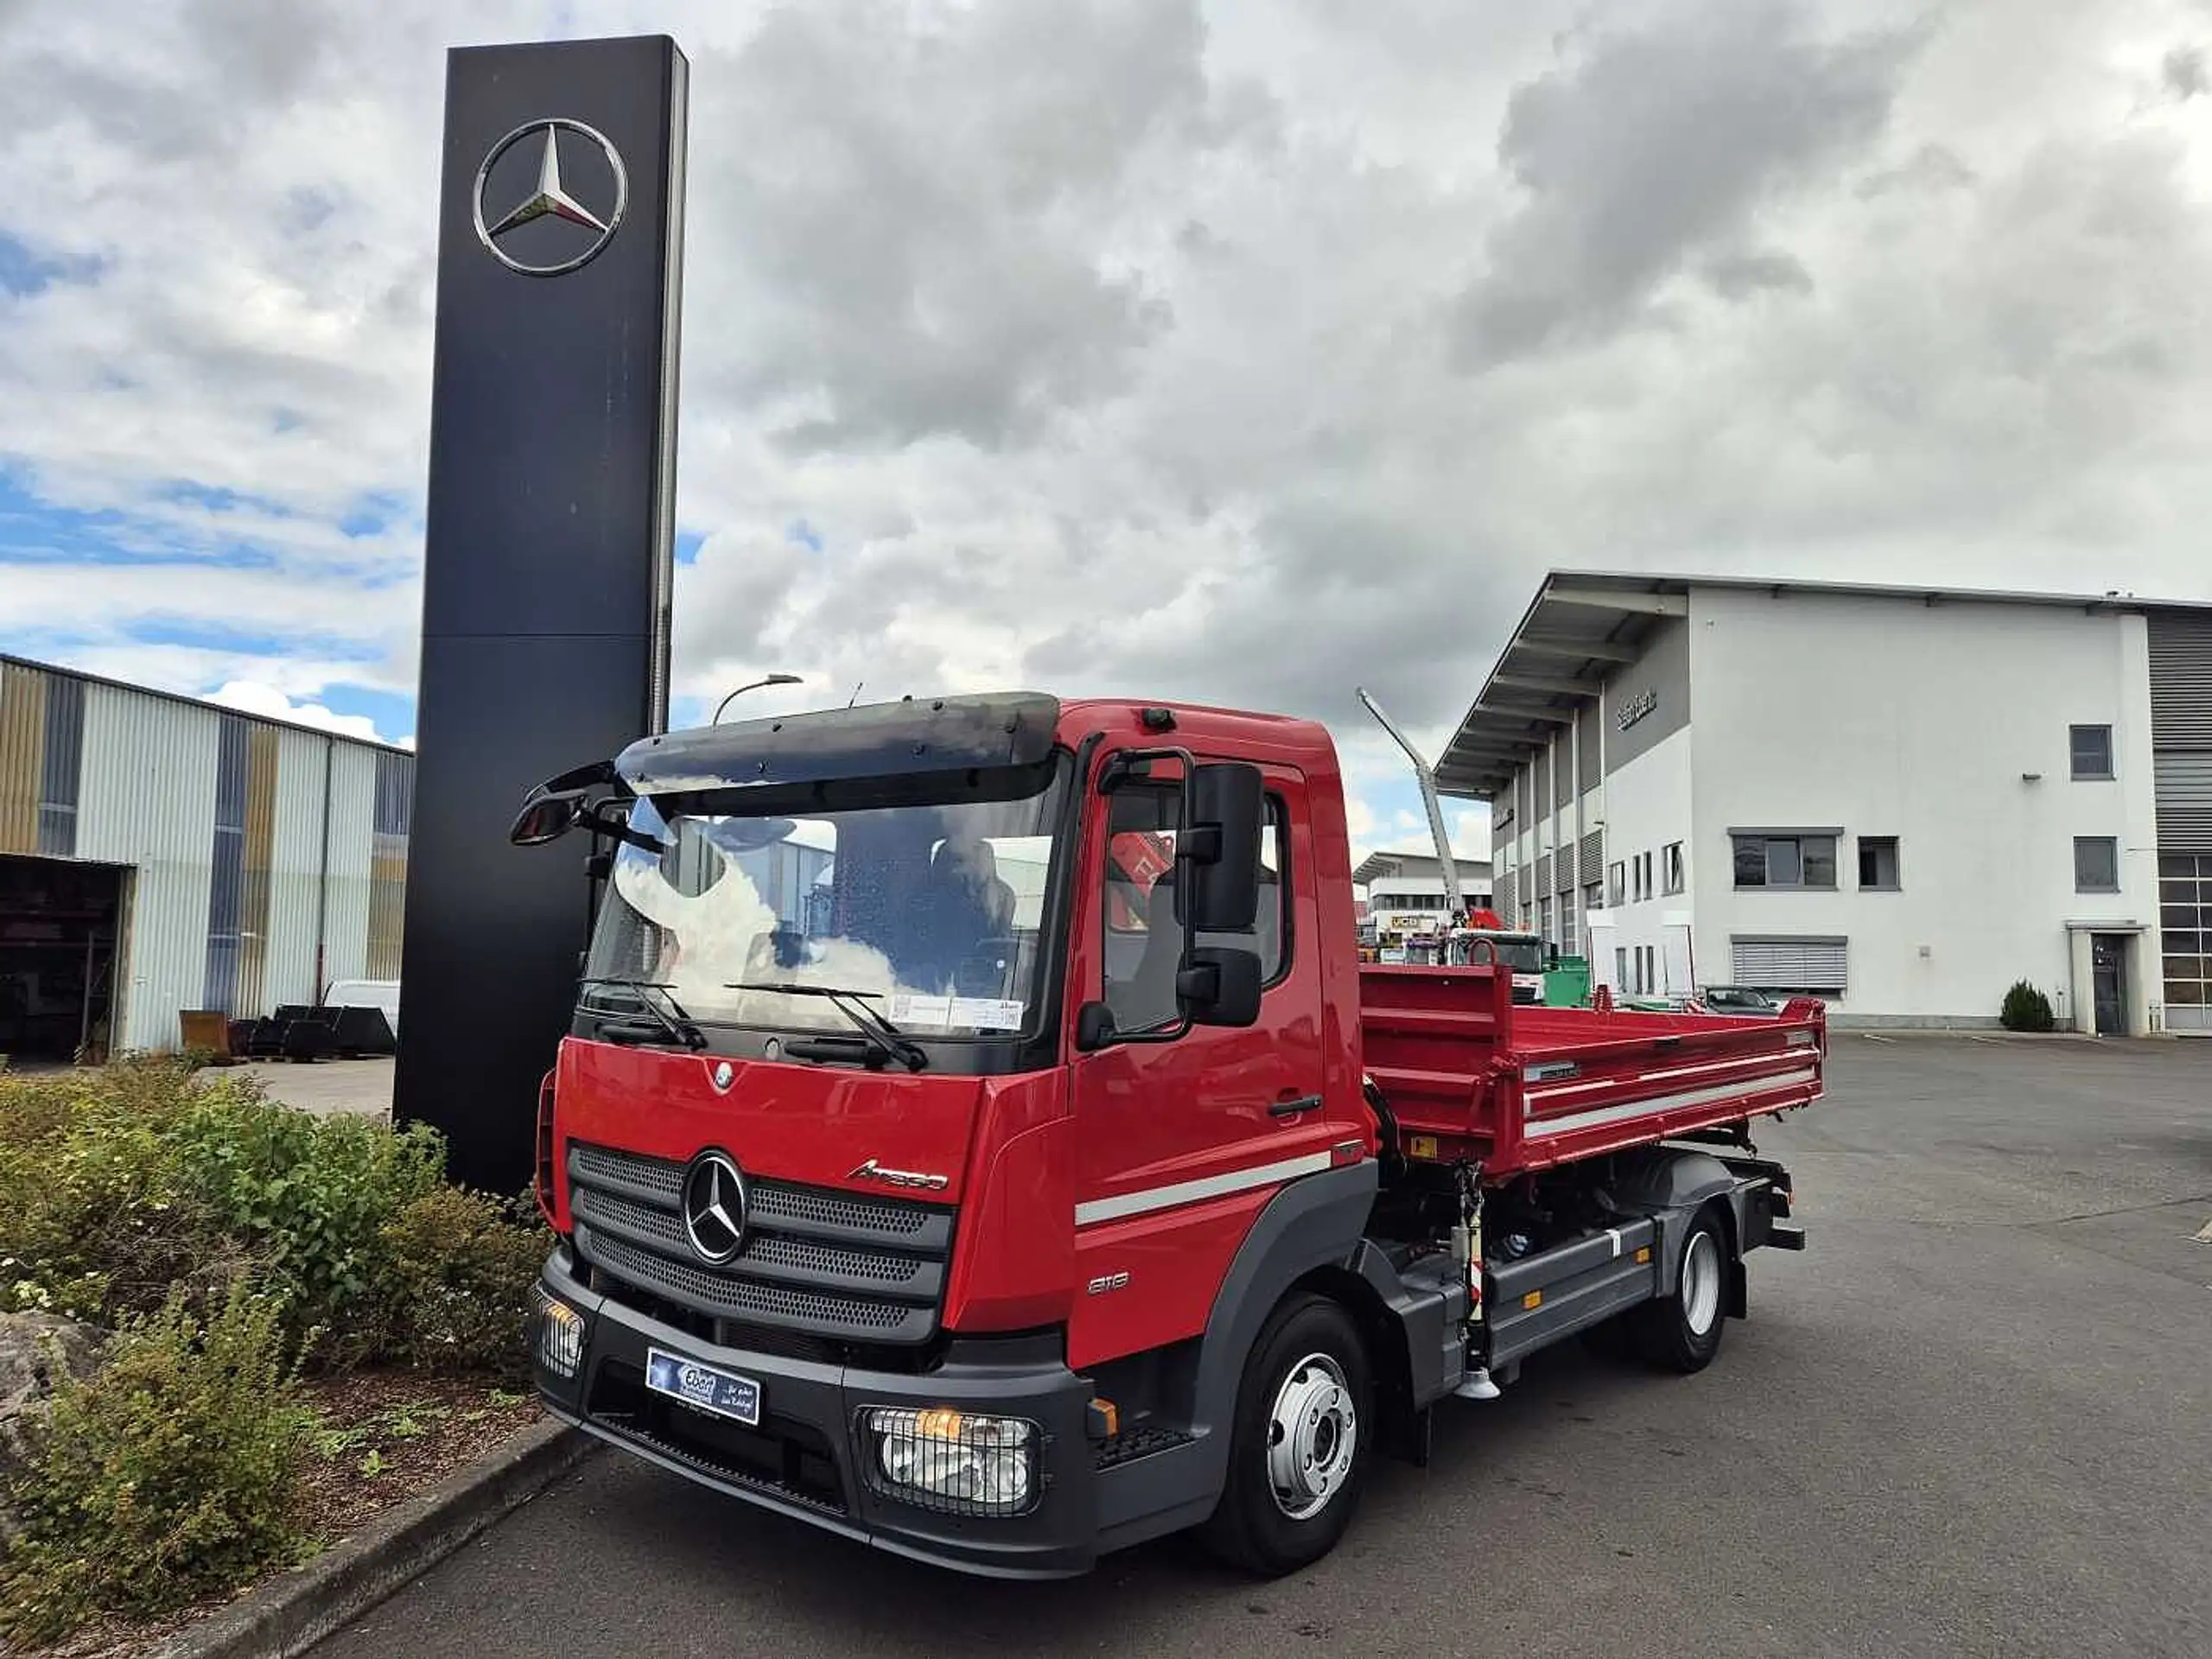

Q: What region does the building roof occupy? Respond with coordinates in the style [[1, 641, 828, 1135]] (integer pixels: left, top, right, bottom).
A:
[[1434, 569, 2212, 804], [1, 651, 414, 759], [1351, 848, 1492, 887]]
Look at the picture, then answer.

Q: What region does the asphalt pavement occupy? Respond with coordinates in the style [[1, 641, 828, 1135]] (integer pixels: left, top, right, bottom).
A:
[[317, 1035, 2212, 1658]]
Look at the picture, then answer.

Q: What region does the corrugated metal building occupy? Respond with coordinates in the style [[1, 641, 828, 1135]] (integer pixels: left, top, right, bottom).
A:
[[0, 654, 412, 1060]]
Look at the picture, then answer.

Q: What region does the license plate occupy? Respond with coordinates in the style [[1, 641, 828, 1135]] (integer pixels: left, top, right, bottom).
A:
[[645, 1346, 761, 1427]]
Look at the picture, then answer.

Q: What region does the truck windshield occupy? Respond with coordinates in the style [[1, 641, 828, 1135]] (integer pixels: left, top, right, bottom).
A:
[[582, 762, 1070, 1043], [1488, 938, 1546, 973]]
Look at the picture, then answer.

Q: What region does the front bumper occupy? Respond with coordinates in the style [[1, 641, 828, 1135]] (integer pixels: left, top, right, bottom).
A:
[[531, 1248, 1100, 1578]]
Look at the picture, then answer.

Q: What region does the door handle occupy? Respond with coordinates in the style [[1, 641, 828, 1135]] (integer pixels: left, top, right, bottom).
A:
[[1269, 1094, 1323, 1118]]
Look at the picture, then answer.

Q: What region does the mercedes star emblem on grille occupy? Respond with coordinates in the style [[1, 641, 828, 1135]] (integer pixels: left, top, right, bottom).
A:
[[680, 1149, 748, 1265]]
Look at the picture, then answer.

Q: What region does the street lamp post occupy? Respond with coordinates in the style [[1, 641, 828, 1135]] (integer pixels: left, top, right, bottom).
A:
[[712, 672, 802, 723]]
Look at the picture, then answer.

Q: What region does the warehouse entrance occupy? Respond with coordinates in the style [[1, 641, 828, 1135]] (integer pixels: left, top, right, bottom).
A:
[[0, 855, 124, 1065]]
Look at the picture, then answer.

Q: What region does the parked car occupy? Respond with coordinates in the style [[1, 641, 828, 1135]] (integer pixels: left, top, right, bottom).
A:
[[1700, 985, 1783, 1017]]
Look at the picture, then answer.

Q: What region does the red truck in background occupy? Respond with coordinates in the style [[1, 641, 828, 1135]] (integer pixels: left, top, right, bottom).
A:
[[512, 692, 1822, 1579]]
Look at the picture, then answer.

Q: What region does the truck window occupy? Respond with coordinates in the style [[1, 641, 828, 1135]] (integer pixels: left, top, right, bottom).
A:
[[1102, 785, 1285, 1033]]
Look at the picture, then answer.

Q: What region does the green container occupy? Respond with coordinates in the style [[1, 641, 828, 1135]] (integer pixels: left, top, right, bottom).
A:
[[1543, 955, 1592, 1007]]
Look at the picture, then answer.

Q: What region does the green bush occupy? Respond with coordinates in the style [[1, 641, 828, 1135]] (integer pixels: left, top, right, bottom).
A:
[[0, 1282, 318, 1644], [165, 1094, 447, 1365], [0, 1062, 453, 1361], [1999, 980, 2056, 1033], [359, 1186, 550, 1380], [0, 1058, 230, 1327]]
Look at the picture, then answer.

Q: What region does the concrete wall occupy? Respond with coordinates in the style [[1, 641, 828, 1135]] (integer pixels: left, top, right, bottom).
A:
[[1684, 588, 2162, 1028], [1586, 723, 1694, 995]]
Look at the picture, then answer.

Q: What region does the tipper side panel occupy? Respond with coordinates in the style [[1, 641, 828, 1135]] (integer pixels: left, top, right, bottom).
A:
[[1355, 963, 1513, 1162]]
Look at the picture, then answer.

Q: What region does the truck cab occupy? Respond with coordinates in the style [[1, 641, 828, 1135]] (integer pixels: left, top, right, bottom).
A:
[[518, 692, 1818, 1580]]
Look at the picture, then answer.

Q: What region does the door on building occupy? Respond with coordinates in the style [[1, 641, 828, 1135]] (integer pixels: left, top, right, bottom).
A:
[[0, 855, 125, 1065], [2091, 935, 2126, 1036]]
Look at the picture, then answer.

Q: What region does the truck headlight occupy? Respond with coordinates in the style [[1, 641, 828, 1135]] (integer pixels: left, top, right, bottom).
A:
[[531, 1283, 586, 1379], [861, 1407, 1039, 1516]]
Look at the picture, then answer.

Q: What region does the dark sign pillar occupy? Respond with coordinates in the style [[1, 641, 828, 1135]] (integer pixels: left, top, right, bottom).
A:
[[395, 35, 688, 1190]]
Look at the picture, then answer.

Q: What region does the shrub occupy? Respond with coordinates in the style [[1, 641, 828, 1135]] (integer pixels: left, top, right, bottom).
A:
[[1999, 979, 2056, 1033], [0, 1063, 453, 1361], [165, 1095, 447, 1365], [0, 1282, 317, 1644], [0, 1059, 227, 1327], [359, 1186, 550, 1380]]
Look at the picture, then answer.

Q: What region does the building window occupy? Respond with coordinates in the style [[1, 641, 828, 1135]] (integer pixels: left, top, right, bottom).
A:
[[1732, 936, 1847, 996], [1609, 861, 1626, 907], [2069, 724, 2113, 781], [1662, 842, 1684, 895], [2164, 854, 2211, 1033], [2074, 836, 2120, 894], [1538, 896, 1554, 944], [1615, 945, 1629, 990], [1732, 833, 1838, 891], [1858, 836, 1901, 891]]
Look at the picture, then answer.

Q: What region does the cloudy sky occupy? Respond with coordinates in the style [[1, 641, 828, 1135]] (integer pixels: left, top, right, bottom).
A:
[[4, 0, 2211, 860]]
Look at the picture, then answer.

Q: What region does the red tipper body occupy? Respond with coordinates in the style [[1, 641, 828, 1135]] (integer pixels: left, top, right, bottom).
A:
[[1356, 965, 1826, 1177]]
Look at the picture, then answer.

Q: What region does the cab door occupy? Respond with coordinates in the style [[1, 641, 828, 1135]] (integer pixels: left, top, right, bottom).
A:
[[1065, 760, 1336, 1370]]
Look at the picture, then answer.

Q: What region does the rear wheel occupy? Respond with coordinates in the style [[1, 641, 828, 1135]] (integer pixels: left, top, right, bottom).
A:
[[1630, 1206, 1728, 1374], [1198, 1294, 1372, 1577]]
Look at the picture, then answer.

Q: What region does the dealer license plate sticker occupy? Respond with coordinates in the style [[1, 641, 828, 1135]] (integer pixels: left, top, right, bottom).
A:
[[645, 1346, 762, 1427]]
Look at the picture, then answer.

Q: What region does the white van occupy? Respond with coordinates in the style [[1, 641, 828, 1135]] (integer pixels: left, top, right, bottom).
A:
[[321, 978, 401, 1035]]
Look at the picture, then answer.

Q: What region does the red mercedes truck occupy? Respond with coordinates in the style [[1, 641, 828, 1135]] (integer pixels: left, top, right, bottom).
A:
[[515, 693, 1821, 1579]]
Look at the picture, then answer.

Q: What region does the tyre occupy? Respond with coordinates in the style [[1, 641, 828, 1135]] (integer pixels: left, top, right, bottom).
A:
[[1630, 1205, 1728, 1374], [1198, 1293, 1372, 1577]]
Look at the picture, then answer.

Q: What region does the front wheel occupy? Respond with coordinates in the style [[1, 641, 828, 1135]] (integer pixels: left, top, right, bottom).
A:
[[1198, 1294, 1372, 1577], [1630, 1206, 1729, 1374]]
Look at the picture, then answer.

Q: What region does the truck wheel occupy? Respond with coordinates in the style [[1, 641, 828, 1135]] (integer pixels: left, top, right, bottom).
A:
[[1199, 1294, 1372, 1578], [1630, 1206, 1728, 1374]]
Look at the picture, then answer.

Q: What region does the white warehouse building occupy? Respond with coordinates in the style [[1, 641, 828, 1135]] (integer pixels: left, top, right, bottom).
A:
[[1, 655, 413, 1062], [1436, 573, 2212, 1035], [1352, 849, 1494, 932]]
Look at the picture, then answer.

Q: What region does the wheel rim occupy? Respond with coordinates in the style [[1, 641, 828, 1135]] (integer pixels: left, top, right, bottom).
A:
[[1266, 1351, 1357, 1521], [1681, 1229, 1721, 1336]]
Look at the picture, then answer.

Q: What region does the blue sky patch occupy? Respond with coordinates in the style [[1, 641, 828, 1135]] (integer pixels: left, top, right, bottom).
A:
[[0, 232, 105, 298], [0, 471, 280, 569], [338, 489, 410, 538], [126, 616, 382, 662], [675, 529, 706, 565], [785, 518, 824, 552], [315, 683, 417, 743]]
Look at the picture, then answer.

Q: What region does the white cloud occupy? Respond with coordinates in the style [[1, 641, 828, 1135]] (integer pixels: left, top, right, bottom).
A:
[[205, 679, 387, 744], [3, 0, 2211, 775]]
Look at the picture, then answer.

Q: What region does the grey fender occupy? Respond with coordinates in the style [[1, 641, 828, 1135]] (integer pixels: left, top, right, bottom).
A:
[[1189, 1161, 1378, 1477], [1610, 1147, 1752, 1305]]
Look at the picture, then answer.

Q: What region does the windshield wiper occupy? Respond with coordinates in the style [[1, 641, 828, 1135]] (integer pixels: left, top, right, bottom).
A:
[[726, 982, 928, 1072], [577, 977, 707, 1051]]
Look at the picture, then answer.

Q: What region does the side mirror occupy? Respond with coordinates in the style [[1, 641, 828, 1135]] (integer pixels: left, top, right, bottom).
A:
[[509, 793, 582, 846], [1075, 1000, 1118, 1052], [1183, 762, 1264, 933], [1179, 945, 1263, 1028]]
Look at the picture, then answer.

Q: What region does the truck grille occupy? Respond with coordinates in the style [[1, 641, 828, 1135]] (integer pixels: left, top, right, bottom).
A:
[[566, 1142, 952, 1346]]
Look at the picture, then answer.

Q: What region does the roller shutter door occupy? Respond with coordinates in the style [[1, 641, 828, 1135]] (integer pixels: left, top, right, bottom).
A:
[[1731, 935, 1848, 994], [2155, 753, 2212, 852]]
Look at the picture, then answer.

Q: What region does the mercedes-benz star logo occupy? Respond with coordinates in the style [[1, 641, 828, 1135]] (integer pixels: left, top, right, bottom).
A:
[[680, 1150, 748, 1266], [472, 118, 628, 277]]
